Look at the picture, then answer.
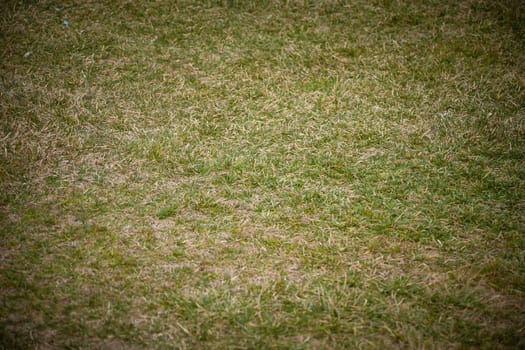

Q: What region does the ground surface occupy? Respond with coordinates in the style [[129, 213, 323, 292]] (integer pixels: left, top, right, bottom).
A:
[[1, 0, 524, 349]]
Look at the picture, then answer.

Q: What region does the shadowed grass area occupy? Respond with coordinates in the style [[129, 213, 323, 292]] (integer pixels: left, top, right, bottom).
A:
[[1, 0, 524, 348]]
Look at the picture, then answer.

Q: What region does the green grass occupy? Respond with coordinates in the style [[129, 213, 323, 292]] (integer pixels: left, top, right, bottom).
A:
[[1, 0, 524, 348]]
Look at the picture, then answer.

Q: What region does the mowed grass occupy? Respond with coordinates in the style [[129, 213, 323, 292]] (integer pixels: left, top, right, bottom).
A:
[[1, 0, 524, 348]]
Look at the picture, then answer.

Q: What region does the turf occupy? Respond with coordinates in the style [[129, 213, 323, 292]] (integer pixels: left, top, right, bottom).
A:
[[1, 0, 524, 348]]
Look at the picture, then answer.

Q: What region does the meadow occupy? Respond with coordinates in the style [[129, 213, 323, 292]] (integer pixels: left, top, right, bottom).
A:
[[1, 0, 524, 348]]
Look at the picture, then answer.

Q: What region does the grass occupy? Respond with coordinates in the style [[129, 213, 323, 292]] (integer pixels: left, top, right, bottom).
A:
[[1, 0, 524, 348]]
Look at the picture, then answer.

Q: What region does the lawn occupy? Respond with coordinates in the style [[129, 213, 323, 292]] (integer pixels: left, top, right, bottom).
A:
[[1, 0, 524, 348]]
